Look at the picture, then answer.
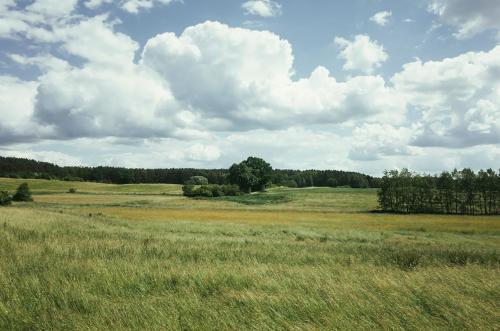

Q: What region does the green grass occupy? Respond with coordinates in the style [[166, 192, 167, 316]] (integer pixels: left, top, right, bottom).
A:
[[0, 178, 499, 330]]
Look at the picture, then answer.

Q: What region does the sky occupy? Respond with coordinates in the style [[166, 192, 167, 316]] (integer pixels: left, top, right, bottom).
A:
[[0, 0, 499, 175]]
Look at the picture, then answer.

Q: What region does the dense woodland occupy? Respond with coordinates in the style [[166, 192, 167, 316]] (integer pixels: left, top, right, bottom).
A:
[[378, 169, 500, 215], [0, 156, 378, 188]]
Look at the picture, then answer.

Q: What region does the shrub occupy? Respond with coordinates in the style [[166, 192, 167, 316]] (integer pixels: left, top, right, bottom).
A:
[[182, 185, 196, 197], [68, 188, 77, 194], [196, 185, 213, 197], [182, 184, 241, 198], [185, 176, 209, 185], [0, 191, 12, 206], [12, 183, 33, 202], [220, 185, 241, 196], [210, 185, 224, 197]]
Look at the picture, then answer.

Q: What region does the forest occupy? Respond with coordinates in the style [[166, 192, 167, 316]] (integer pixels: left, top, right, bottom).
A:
[[378, 168, 500, 215], [0, 156, 378, 188]]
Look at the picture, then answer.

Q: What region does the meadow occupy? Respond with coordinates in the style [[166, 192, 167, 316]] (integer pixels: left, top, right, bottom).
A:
[[0, 178, 499, 330]]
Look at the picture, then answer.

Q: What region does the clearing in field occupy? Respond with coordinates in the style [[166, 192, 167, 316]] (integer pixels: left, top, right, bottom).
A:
[[0, 178, 499, 330]]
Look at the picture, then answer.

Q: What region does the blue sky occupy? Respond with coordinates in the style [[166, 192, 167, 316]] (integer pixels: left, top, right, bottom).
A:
[[0, 0, 499, 174]]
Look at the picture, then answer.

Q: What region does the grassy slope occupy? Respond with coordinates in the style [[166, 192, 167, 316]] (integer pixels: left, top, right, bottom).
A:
[[0, 178, 499, 330]]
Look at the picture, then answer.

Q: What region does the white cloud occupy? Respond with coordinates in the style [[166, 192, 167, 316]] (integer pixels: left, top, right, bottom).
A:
[[142, 22, 404, 130], [349, 124, 415, 161], [84, 0, 113, 10], [428, 0, 500, 39], [2, 11, 500, 173], [185, 144, 221, 162], [121, 0, 175, 14], [1, 20, 405, 149], [26, 0, 78, 18], [33, 63, 186, 140], [0, 0, 78, 40], [0, 76, 48, 144], [242, 0, 282, 17], [8, 53, 70, 72], [334, 34, 388, 74], [58, 15, 139, 66], [392, 45, 500, 147], [370, 11, 392, 26]]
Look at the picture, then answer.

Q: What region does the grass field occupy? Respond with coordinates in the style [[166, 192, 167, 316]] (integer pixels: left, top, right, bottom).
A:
[[0, 178, 499, 330]]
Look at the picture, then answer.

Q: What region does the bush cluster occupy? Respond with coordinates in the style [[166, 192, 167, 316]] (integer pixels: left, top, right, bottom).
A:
[[0, 191, 12, 206], [182, 184, 241, 198]]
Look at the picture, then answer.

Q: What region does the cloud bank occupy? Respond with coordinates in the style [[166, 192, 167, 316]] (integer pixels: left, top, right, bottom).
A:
[[0, 0, 499, 173]]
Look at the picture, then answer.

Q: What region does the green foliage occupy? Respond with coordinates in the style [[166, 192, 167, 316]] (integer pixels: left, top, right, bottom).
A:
[[12, 183, 33, 202], [185, 176, 209, 185], [229, 157, 273, 193], [182, 184, 196, 197], [281, 179, 298, 188], [0, 191, 12, 206], [63, 176, 84, 182], [378, 168, 500, 215], [68, 188, 77, 194], [327, 178, 338, 187], [182, 184, 241, 198]]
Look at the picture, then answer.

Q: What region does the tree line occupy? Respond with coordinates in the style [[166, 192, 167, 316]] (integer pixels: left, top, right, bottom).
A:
[[0, 156, 378, 188], [378, 168, 500, 215]]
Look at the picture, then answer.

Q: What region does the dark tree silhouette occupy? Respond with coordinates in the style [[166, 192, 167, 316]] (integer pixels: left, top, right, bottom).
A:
[[12, 183, 33, 202], [378, 168, 499, 215]]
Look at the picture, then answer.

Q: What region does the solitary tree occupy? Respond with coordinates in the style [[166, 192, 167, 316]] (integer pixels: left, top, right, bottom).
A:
[[229, 157, 273, 193], [12, 183, 33, 202]]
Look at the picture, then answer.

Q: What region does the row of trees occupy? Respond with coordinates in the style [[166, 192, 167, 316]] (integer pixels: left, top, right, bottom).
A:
[[272, 169, 378, 188], [378, 169, 500, 215], [0, 156, 378, 188]]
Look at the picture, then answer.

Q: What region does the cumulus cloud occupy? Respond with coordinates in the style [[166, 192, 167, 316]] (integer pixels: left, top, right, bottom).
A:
[[334, 35, 388, 74], [142, 22, 405, 130], [428, 0, 500, 39], [2, 9, 500, 172], [242, 0, 282, 17], [370, 11, 392, 26], [33, 63, 184, 140], [0, 19, 407, 151], [392, 45, 500, 147]]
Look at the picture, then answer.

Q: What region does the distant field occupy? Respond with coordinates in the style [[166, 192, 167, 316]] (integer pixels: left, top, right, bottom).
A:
[[0, 178, 499, 330]]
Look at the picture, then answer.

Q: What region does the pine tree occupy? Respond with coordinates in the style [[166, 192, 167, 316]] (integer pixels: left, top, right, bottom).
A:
[[12, 183, 33, 202]]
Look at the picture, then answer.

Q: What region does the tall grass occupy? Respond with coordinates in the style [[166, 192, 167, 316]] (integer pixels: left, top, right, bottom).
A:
[[0, 179, 499, 330]]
